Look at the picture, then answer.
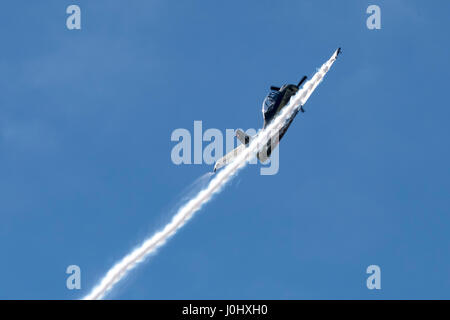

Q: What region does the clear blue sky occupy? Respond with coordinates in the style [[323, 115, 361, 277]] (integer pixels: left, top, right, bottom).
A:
[[1, 1, 449, 299]]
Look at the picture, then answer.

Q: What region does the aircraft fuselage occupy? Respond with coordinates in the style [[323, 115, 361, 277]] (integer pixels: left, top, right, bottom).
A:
[[258, 81, 304, 161]]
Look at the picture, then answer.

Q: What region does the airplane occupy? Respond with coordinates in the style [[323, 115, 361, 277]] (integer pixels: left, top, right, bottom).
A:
[[213, 48, 342, 172]]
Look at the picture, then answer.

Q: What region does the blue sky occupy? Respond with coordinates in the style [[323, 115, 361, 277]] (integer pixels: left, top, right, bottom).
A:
[[1, 0, 449, 299]]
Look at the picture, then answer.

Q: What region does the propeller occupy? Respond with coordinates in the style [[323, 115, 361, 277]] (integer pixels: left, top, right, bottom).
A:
[[297, 75, 307, 88]]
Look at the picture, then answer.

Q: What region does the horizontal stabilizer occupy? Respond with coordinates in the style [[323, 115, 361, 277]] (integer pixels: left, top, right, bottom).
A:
[[236, 129, 251, 146]]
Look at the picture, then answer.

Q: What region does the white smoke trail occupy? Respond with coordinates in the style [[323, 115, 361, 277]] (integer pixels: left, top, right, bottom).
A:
[[83, 49, 340, 300]]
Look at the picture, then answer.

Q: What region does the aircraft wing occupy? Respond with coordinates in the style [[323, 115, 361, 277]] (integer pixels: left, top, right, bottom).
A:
[[213, 144, 246, 172], [214, 130, 258, 172]]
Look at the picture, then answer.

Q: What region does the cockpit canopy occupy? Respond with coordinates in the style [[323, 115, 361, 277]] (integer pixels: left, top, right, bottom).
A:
[[262, 84, 300, 127], [262, 90, 282, 115]]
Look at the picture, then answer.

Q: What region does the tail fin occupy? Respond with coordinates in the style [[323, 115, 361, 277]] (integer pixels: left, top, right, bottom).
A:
[[236, 129, 251, 146]]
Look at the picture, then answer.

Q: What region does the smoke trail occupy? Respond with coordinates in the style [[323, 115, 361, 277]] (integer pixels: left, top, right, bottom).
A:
[[83, 49, 340, 300]]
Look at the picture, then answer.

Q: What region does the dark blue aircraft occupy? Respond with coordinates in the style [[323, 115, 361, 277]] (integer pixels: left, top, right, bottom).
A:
[[213, 48, 341, 172], [212, 76, 307, 172]]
